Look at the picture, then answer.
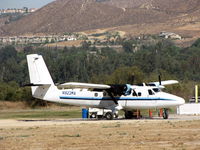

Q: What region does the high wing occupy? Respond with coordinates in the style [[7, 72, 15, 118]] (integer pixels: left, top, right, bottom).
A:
[[149, 80, 179, 87], [58, 82, 111, 89]]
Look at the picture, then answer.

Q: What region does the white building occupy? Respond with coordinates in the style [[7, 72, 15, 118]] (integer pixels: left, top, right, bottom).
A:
[[159, 31, 182, 40]]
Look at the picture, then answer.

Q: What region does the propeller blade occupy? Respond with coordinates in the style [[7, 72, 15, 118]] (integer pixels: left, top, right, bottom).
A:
[[130, 74, 135, 84], [159, 75, 161, 85], [107, 91, 118, 105]]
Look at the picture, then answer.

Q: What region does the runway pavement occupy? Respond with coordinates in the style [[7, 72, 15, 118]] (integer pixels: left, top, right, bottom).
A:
[[0, 114, 199, 128]]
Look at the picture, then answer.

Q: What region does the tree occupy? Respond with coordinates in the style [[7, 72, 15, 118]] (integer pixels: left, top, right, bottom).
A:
[[104, 66, 144, 84], [192, 38, 200, 47], [122, 41, 133, 53], [81, 41, 91, 49], [51, 39, 55, 43]]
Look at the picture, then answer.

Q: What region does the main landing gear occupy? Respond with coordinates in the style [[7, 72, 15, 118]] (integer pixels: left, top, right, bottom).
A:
[[124, 110, 142, 119], [124, 108, 169, 119]]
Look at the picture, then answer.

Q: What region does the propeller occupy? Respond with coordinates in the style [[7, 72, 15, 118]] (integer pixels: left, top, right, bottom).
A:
[[159, 74, 162, 85], [130, 73, 135, 85], [106, 84, 130, 105], [106, 90, 118, 105]]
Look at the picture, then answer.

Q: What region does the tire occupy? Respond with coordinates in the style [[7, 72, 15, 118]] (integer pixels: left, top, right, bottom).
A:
[[114, 113, 119, 119], [125, 111, 133, 119], [104, 112, 114, 120], [163, 108, 169, 119], [97, 115, 103, 119], [90, 112, 97, 119]]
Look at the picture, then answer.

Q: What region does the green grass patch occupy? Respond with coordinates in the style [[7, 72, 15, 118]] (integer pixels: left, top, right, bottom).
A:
[[58, 134, 81, 138], [17, 135, 30, 138], [0, 109, 81, 119], [90, 32, 107, 37]]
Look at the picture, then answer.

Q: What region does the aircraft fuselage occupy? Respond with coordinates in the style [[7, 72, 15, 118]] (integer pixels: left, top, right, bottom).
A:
[[34, 85, 185, 110]]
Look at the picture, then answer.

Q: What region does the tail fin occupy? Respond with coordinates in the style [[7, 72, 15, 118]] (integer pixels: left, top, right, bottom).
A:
[[27, 54, 56, 100], [27, 54, 54, 85]]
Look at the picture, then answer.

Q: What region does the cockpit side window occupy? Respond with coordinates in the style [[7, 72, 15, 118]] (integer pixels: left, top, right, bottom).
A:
[[132, 90, 137, 96], [148, 89, 154, 95]]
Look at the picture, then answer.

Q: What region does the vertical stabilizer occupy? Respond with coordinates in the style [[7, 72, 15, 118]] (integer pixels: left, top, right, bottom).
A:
[[27, 54, 57, 100], [27, 54, 54, 85]]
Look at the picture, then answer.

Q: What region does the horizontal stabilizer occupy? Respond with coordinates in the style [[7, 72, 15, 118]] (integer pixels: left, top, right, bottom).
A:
[[23, 83, 51, 87], [58, 82, 111, 89]]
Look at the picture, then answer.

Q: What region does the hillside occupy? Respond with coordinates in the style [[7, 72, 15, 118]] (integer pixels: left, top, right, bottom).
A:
[[0, 0, 169, 34], [1, 0, 200, 45]]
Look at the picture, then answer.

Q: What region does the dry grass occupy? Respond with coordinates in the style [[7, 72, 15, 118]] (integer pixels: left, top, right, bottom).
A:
[[45, 40, 84, 47], [0, 102, 200, 149], [0, 101, 82, 119], [0, 101, 27, 110], [0, 119, 200, 150]]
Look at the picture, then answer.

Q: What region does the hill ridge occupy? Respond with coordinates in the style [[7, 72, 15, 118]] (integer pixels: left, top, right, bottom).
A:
[[0, 0, 200, 40]]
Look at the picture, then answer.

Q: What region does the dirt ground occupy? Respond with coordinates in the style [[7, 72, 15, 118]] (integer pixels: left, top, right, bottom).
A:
[[0, 116, 200, 150]]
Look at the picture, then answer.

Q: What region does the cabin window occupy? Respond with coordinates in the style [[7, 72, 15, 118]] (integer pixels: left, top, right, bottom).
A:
[[138, 92, 142, 96], [148, 89, 154, 95], [132, 90, 137, 96], [95, 93, 98, 97]]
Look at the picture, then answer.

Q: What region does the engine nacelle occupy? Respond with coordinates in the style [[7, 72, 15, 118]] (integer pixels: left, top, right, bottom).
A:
[[109, 84, 132, 96]]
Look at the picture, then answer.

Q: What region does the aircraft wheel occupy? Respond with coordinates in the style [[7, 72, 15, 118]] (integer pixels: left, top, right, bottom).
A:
[[90, 112, 97, 119], [114, 113, 118, 119], [125, 111, 133, 119], [105, 112, 114, 120], [163, 108, 169, 119]]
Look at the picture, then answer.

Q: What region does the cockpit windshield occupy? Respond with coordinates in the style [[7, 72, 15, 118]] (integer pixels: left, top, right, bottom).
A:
[[152, 88, 161, 93]]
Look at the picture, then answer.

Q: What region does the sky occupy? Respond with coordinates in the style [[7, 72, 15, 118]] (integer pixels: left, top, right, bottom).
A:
[[0, 0, 55, 9]]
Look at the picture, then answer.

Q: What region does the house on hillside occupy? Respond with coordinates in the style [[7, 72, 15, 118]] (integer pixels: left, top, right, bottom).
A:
[[159, 31, 182, 40], [0, 34, 77, 44], [66, 36, 77, 41], [0, 8, 37, 14]]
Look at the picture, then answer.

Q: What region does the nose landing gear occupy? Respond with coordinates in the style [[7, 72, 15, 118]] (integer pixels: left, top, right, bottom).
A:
[[162, 108, 169, 119]]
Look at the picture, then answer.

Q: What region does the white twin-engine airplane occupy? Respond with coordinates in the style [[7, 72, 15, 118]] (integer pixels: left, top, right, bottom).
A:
[[27, 54, 185, 120]]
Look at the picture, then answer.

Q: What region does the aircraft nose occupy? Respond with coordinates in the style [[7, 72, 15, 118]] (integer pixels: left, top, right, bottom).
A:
[[177, 96, 185, 105]]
